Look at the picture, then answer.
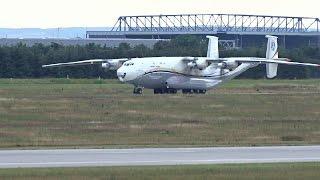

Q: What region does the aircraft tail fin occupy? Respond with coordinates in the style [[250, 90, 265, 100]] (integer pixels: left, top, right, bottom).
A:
[[265, 35, 279, 78], [206, 36, 219, 59]]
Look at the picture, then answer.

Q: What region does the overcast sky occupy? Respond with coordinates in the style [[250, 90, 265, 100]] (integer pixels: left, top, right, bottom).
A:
[[1, 0, 319, 28]]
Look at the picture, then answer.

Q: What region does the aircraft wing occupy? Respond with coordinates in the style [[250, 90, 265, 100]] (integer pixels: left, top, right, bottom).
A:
[[235, 58, 320, 67], [42, 59, 107, 68], [42, 58, 129, 69], [207, 58, 320, 67]]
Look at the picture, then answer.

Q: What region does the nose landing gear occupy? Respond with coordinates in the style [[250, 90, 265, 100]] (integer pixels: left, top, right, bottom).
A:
[[133, 87, 143, 94]]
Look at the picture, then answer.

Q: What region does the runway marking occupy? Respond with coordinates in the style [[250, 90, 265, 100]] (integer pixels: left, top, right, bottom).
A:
[[1, 158, 320, 167], [1, 146, 320, 168], [1, 145, 319, 153]]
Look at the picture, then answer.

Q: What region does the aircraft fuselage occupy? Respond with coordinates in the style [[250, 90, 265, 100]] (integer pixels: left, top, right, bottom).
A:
[[116, 57, 254, 91]]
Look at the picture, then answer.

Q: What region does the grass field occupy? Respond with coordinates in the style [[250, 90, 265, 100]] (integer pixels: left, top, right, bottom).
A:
[[0, 78, 319, 148], [0, 163, 319, 179]]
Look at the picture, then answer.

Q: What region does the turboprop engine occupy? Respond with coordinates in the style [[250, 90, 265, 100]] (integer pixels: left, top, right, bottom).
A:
[[194, 58, 208, 69], [186, 58, 208, 70], [216, 60, 238, 70], [101, 59, 123, 70]]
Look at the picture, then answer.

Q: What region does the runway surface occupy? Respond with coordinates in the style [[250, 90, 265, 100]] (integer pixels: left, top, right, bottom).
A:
[[0, 146, 320, 168]]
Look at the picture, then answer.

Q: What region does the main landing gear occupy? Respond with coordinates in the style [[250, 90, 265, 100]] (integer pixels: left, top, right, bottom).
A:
[[152, 88, 206, 94], [182, 89, 206, 94], [154, 88, 177, 94], [134, 87, 206, 95]]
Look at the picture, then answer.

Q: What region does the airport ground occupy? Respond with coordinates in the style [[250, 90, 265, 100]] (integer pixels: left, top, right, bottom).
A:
[[0, 163, 319, 179], [0, 78, 319, 148]]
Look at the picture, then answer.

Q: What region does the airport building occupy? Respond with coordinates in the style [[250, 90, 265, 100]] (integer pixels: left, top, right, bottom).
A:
[[87, 14, 320, 49], [0, 38, 160, 48]]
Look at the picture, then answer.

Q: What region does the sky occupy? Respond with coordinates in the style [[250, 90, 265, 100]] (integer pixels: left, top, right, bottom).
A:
[[1, 0, 319, 28]]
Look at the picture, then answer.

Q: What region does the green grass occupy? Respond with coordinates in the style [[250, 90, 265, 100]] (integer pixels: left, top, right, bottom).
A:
[[0, 78, 319, 148], [0, 163, 319, 180]]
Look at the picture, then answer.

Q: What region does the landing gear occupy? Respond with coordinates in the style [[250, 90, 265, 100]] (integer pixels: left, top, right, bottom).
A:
[[192, 89, 199, 94], [182, 89, 206, 94], [133, 87, 143, 94], [154, 88, 163, 94], [199, 89, 207, 94], [152, 88, 206, 95], [154, 89, 160, 94], [182, 89, 192, 94], [154, 88, 177, 94], [168, 88, 177, 94]]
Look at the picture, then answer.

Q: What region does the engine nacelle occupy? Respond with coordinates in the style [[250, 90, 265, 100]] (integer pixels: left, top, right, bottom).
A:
[[217, 62, 227, 69], [101, 60, 122, 70], [195, 59, 208, 69], [225, 60, 238, 69], [187, 62, 196, 68], [186, 58, 208, 69], [217, 60, 238, 70], [101, 62, 110, 69]]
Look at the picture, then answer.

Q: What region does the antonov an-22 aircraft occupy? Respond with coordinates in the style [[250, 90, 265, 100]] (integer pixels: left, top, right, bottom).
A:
[[43, 35, 320, 94]]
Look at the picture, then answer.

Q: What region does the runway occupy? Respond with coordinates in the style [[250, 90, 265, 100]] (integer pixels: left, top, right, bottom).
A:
[[0, 146, 320, 168]]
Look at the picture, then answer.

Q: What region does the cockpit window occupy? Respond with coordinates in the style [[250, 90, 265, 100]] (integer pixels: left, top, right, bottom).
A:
[[124, 63, 134, 66]]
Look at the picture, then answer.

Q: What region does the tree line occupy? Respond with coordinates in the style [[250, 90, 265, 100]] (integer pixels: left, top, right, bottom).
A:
[[0, 35, 319, 79]]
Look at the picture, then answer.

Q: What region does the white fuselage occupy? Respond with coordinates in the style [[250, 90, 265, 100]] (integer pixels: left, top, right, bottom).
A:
[[116, 57, 256, 90]]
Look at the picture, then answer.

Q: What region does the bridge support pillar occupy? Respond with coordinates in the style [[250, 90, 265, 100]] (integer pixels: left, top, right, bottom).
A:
[[283, 35, 286, 49], [318, 36, 320, 48]]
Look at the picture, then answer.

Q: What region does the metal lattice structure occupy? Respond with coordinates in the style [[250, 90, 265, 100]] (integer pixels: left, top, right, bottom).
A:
[[110, 14, 319, 35]]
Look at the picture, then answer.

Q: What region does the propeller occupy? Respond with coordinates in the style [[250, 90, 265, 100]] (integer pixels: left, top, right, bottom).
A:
[[217, 62, 227, 76]]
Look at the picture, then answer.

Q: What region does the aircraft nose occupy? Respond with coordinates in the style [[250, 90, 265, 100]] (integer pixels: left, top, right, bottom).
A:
[[117, 70, 127, 82]]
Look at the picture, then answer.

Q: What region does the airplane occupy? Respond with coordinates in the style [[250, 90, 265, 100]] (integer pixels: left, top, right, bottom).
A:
[[43, 35, 320, 94]]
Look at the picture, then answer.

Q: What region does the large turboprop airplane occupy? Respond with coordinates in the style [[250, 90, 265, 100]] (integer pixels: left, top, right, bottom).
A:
[[43, 35, 320, 94]]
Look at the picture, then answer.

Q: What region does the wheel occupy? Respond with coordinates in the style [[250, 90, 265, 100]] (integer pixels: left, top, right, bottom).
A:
[[172, 89, 177, 94], [199, 89, 207, 94], [192, 89, 199, 94], [137, 88, 142, 94], [168, 88, 177, 94], [133, 87, 143, 94], [182, 89, 192, 94], [154, 89, 160, 94], [159, 88, 165, 94]]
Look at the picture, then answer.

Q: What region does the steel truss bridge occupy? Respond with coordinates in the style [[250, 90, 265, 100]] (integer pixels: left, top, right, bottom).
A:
[[86, 14, 320, 48]]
